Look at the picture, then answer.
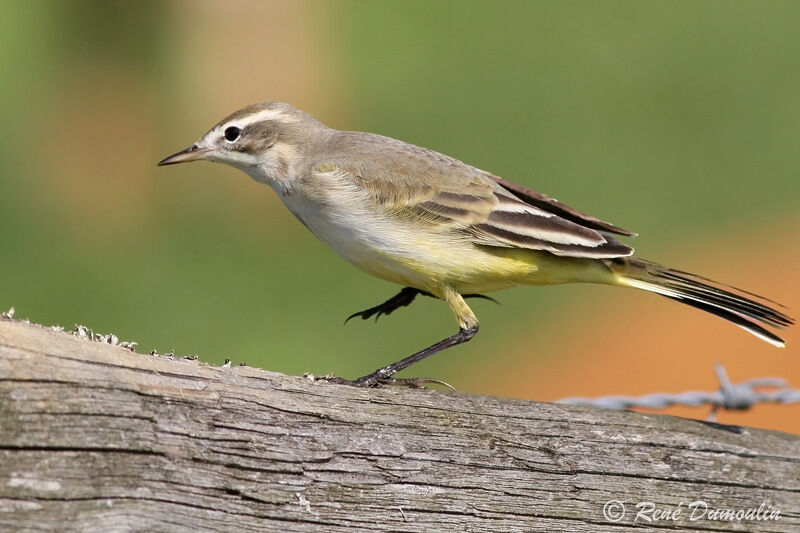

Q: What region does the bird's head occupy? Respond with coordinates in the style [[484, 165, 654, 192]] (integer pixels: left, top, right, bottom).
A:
[[158, 101, 327, 185]]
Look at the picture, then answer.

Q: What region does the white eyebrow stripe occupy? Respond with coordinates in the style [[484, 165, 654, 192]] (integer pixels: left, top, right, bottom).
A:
[[241, 108, 298, 126]]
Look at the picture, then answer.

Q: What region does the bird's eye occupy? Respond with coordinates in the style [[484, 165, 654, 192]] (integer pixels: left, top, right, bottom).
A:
[[223, 126, 241, 142]]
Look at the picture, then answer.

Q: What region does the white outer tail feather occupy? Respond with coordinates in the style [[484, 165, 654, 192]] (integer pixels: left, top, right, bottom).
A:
[[619, 277, 786, 348]]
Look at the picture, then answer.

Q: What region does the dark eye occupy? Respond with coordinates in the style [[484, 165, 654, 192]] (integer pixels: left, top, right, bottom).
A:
[[223, 126, 241, 142]]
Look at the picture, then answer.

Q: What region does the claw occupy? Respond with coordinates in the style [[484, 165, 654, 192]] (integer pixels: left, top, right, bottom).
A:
[[378, 377, 457, 391], [463, 293, 500, 305], [344, 311, 366, 324], [313, 373, 456, 391]]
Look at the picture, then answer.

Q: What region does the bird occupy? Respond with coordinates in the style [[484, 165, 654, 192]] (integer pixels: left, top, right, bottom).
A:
[[158, 102, 793, 387]]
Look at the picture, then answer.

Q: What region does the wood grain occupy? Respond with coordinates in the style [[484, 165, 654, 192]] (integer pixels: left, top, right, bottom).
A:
[[0, 318, 797, 532]]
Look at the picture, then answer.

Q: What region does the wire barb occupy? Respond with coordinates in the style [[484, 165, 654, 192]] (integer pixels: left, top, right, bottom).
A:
[[557, 364, 800, 421]]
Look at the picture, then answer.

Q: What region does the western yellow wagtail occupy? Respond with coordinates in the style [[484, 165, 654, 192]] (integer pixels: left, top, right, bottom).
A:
[[159, 102, 793, 387]]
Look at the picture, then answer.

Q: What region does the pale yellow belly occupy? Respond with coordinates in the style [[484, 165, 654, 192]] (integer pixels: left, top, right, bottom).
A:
[[283, 193, 609, 295], [347, 239, 616, 296]]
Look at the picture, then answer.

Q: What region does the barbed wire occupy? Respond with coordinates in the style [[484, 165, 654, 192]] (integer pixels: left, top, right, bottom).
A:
[[558, 364, 800, 421]]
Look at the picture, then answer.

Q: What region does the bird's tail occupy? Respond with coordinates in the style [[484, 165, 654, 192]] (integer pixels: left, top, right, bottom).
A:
[[605, 257, 794, 347]]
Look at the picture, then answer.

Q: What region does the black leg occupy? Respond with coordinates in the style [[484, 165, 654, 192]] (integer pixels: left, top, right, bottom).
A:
[[345, 288, 499, 324], [328, 325, 479, 388]]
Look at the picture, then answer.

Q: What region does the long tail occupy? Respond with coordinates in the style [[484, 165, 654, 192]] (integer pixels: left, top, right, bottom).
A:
[[606, 258, 794, 347]]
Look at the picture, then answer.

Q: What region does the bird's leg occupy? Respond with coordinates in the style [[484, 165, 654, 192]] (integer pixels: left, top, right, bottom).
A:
[[345, 287, 426, 323], [348, 325, 479, 387], [345, 288, 499, 324], [330, 287, 479, 387]]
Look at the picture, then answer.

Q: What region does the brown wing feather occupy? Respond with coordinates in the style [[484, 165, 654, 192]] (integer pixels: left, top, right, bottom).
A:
[[490, 175, 636, 237], [394, 178, 633, 258]]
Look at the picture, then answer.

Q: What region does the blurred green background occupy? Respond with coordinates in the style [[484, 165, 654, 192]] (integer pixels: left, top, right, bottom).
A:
[[1, 1, 798, 429]]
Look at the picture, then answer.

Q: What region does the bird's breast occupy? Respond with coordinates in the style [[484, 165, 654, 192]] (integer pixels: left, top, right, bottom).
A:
[[277, 189, 538, 293], [280, 190, 431, 283]]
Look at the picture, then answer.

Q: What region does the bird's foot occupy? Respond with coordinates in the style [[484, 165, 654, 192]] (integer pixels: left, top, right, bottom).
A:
[[344, 287, 423, 323], [379, 376, 456, 390], [309, 372, 455, 390]]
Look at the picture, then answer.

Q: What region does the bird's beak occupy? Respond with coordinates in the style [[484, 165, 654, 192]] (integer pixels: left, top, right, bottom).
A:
[[157, 144, 210, 166]]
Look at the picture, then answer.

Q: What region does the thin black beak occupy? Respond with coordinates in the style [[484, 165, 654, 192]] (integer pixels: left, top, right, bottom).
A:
[[157, 144, 207, 166]]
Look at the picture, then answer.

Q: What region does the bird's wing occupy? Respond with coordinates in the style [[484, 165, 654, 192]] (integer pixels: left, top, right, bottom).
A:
[[409, 178, 633, 258], [489, 175, 636, 237], [313, 133, 634, 259]]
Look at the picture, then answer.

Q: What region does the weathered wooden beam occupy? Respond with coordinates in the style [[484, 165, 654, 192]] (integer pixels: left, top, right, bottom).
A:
[[0, 318, 797, 532]]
